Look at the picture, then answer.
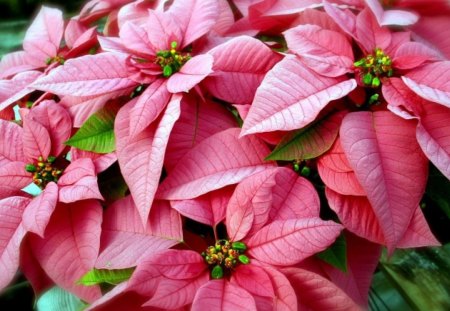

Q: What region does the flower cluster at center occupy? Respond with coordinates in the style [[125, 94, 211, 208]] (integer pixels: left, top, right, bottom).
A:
[[354, 48, 393, 88], [155, 41, 191, 77], [201, 240, 250, 279], [25, 156, 63, 189]]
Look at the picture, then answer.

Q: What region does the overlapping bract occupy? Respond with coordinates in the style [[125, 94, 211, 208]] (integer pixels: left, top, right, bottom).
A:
[[0, 0, 448, 310]]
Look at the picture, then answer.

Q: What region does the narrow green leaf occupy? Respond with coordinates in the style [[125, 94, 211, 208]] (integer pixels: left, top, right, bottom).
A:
[[36, 287, 86, 311], [77, 267, 135, 286], [65, 103, 119, 153], [316, 233, 347, 273], [266, 111, 344, 161], [379, 245, 450, 311]]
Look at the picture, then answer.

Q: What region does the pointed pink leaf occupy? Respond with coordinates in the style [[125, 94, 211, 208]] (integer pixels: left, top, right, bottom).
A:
[[128, 250, 208, 308], [340, 111, 428, 249], [95, 197, 181, 269], [383, 78, 450, 179], [226, 168, 279, 241], [0, 120, 25, 164], [58, 158, 103, 203], [322, 233, 381, 307], [247, 218, 343, 266], [317, 138, 366, 196], [326, 188, 385, 244], [284, 24, 353, 77], [57, 158, 96, 185], [242, 56, 356, 135], [283, 267, 360, 311], [402, 61, 450, 108], [117, 0, 160, 28], [397, 206, 440, 248], [31, 53, 138, 96], [212, 0, 235, 35], [28, 100, 72, 157], [157, 128, 275, 200], [165, 95, 236, 172], [19, 237, 54, 295], [116, 95, 181, 225], [97, 36, 129, 55], [148, 200, 183, 241], [167, 54, 213, 93], [411, 16, 450, 60], [365, 0, 418, 26], [0, 51, 38, 79], [171, 186, 233, 227], [393, 42, 442, 70], [70, 148, 117, 173], [0, 70, 42, 111], [22, 182, 58, 237], [119, 21, 156, 58], [323, 1, 357, 38], [295, 7, 348, 33], [168, 0, 219, 47], [147, 10, 182, 52], [64, 18, 89, 49], [0, 161, 31, 194], [260, 0, 322, 16], [269, 169, 321, 221], [231, 264, 275, 298], [65, 27, 97, 59], [0, 196, 30, 290], [416, 106, 450, 180], [205, 36, 281, 105], [129, 79, 170, 137], [143, 273, 209, 309], [255, 263, 298, 311], [22, 116, 51, 161], [23, 7, 64, 66], [192, 279, 257, 311], [30, 200, 103, 302], [355, 8, 392, 53], [60, 89, 132, 127]]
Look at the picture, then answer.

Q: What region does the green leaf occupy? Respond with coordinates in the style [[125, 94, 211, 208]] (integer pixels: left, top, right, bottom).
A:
[[65, 103, 119, 153], [316, 233, 347, 273], [379, 245, 450, 311], [266, 111, 344, 161], [36, 287, 86, 311], [77, 267, 135, 286]]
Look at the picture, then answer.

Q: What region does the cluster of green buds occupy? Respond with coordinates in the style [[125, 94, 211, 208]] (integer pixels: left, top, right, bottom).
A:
[[45, 55, 65, 65], [354, 48, 393, 88], [293, 160, 311, 177], [155, 41, 191, 77], [201, 240, 250, 279], [25, 156, 63, 189]]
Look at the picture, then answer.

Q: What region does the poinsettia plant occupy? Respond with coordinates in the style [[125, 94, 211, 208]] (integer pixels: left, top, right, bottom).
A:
[[1, 0, 449, 310]]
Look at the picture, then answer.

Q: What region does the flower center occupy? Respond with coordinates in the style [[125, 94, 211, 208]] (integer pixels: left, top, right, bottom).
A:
[[45, 55, 65, 65], [201, 240, 250, 279], [25, 156, 63, 189], [155, 41, 191, 77], [354, 48, 393, 88]]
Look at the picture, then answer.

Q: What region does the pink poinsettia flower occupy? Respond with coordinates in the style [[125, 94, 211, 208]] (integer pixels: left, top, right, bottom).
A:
[[0, 100, 103, 232], [240, 5, 449, 251], [87, 167, 351, 310], [0, 6, 97, 111]]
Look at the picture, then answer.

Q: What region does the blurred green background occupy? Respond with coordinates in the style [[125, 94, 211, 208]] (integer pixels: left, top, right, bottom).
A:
[[0, 0, 83, 55]]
